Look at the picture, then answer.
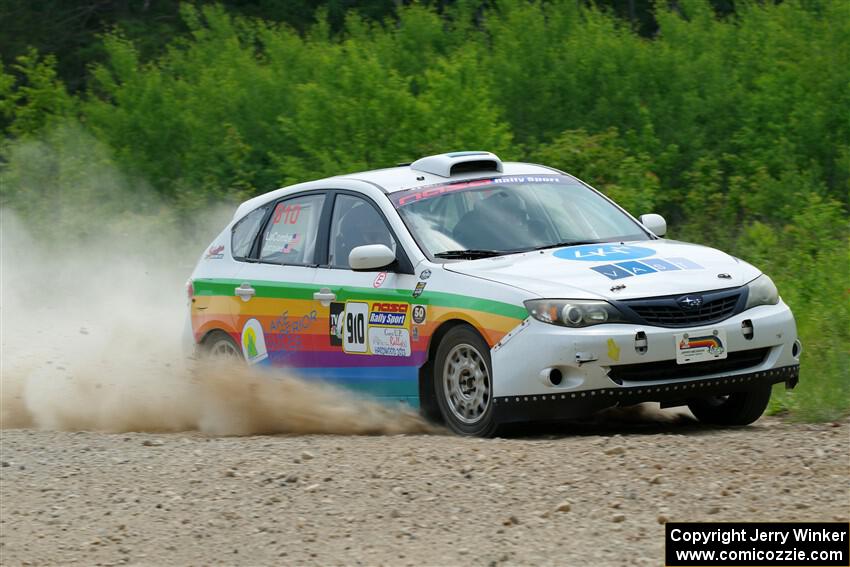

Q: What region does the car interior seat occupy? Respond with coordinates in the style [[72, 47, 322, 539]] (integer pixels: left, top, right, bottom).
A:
[[453, 191, 536, 250], [332, 203, 394, 267]]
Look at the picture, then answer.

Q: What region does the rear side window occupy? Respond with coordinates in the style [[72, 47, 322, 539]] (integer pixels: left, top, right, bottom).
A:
[[231, 205, 269, 260], [260, 194, 325, 265]]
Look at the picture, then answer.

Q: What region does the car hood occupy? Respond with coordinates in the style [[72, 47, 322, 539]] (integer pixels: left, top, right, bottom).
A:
[[443, 240, 760, 300]]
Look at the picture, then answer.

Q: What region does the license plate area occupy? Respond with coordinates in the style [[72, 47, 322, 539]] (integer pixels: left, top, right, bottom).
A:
[[675, 329, 728, 365]]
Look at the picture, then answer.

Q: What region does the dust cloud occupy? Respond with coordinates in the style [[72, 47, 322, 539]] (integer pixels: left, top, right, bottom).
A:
[[0, 130, 434, 435], [0, 208, 433, 435]]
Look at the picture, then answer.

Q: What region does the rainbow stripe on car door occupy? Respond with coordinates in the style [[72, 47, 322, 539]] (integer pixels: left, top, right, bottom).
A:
[[191, 278, 526, 403]]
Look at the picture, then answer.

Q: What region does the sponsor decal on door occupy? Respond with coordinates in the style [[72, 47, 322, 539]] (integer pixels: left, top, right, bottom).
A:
[[241, 318, 268, 364], [341, 300, 411, 356], [329, 302, 344, 347]]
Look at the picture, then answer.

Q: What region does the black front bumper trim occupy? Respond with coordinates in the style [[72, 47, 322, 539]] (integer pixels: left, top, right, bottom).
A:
[[493, 364, 800, 424]]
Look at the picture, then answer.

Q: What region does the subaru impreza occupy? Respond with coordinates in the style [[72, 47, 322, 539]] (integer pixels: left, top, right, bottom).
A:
[[186, 151, 800, 436]]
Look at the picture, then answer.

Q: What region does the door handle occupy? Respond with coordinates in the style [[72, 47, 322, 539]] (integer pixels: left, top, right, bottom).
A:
[[313, 288, 336, 305], [235, 282, 255, 302]]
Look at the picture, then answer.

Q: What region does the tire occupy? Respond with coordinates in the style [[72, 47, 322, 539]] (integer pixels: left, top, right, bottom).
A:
[[418, 360, 444, 424], [687, 383, 773, 426], [433, 325, 498, 437], [201, 330, 243, 361]]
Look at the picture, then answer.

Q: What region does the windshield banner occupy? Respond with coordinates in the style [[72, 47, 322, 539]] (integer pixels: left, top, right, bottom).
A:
[[390, 174, 567, 207]]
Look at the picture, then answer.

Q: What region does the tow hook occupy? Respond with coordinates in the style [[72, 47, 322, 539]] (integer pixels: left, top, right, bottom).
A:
[[575, 351, 598, 366]]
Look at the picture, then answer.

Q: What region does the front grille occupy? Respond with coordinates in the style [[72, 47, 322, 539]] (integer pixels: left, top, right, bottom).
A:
[[622, 289, 743, 327], [607, 347, 770, 383]]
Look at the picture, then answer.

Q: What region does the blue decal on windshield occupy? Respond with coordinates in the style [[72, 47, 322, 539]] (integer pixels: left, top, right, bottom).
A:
[[590, 264, 633, 280], [554, 244, 656, 262], [640, 258, 681, 272], [615, 261, 658, 275]]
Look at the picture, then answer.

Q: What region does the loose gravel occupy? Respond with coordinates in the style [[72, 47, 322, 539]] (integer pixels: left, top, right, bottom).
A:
[[1, 417, 847, 566]]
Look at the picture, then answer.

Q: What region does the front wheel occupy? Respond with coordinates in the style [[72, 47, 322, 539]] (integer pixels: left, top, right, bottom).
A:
[[433, 326, 498, 437], [687, 383, 772, 426]]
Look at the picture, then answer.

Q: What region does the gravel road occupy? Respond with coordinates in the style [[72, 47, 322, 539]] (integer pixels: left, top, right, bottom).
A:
[[1, 416, 848, 566]]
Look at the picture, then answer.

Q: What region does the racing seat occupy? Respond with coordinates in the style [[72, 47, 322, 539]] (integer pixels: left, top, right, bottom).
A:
[[453, 191, 539, 250], [331, 202, 395, 268]]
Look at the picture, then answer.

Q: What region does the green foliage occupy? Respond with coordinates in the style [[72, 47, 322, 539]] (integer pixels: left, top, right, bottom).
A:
[[0, 0, 402, 93], [0, 51, 74, 138], [740, 197, 850, 421], [1, 0, 848, 420], [536, 128, 659, 215]]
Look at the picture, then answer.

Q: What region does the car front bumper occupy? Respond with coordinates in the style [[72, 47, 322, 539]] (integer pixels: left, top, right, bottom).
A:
[[490, 300, 800, 423]]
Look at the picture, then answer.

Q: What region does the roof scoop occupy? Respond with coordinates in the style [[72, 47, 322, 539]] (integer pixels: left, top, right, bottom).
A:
[[410, 151, 503, 178]]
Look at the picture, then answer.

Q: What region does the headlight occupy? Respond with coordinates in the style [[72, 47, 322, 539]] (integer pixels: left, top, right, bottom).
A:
[[524, 299, 627, 327], [745, 274, 779, 309]]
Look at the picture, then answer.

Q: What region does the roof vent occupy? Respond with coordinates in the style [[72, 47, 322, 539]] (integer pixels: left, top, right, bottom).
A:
[[410, 151, 503, 178]]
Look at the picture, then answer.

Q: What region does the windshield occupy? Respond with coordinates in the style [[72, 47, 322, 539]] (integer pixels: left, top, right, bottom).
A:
[[391, 175, 650, 257]]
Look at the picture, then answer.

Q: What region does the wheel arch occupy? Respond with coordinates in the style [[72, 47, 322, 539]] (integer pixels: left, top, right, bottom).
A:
[[199, 327, 238, 348], [418, 318, 489, 422]]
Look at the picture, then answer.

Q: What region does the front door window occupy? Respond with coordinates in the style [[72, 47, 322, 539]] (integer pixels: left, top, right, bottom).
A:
[[328, 194, 397, 269]]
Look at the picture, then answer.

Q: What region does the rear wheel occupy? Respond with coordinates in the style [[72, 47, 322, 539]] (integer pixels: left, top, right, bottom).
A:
[[201, 331, 242, 361], [433, 326, 498, 437], [687, 383, 772, 426]]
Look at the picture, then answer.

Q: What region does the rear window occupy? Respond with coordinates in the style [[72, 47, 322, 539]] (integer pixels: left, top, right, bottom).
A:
[[231, 205, 269, 259], [259, 194, 325, 265]]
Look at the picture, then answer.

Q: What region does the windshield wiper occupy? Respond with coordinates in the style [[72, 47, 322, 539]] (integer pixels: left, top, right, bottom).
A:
[[433, 249, 506, 259], [435, 241, 609, 258], [523, 240, 603, 252]]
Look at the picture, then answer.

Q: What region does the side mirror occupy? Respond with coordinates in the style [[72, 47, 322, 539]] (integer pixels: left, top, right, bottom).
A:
[[639, 213, 667, 237], [349, 244, 396, 271]]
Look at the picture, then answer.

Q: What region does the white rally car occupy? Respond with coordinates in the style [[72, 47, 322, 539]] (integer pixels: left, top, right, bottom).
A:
[[187, 151, 801, 436]]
